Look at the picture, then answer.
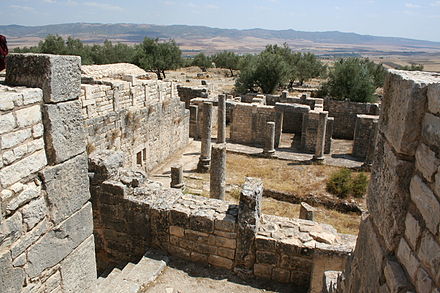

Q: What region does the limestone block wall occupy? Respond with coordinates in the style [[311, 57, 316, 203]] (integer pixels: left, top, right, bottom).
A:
[[230, 102, 283, 147], [301, 111, 333, 154], [275, 102, 311, 134], [1, 53, 96, 293], [323, 98, 380, 139], [90, 152, 355, 289], [335, 70, 440, 293], [80, 78, 189, 172], [352, 114, 379, 159], [177, 85, 208, 109]]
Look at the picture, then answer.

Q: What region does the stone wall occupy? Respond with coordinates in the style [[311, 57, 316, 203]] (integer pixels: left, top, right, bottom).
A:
[[301, 110, 333, 154], [90, 152, 355, 290], [80, 77, 189, 172], [275, 102, 311, 134], [332, 70, 440, 293], [177, 85, 208, 109], [324, 98, 380, 139], [1, 53, 96, 293], [352, 114, 379, 159], [230, 102, 283, 147]]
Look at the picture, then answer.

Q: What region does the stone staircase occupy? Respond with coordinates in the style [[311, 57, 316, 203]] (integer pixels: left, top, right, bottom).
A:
[[96, 249, 168, 293]]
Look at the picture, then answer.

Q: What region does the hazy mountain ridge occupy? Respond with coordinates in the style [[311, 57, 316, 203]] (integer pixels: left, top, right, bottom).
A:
[[2, 23, 440, 48]]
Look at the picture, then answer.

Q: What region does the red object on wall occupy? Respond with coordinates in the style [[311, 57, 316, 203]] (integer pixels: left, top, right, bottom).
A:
[[0, 35, 9, 71]]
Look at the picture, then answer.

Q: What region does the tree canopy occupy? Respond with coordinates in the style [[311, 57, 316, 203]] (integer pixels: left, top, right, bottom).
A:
[[212, 51, 240, 76], [318, 58, 385, 103], [134, 38, 182, 80], [191, 53, 212, 72]]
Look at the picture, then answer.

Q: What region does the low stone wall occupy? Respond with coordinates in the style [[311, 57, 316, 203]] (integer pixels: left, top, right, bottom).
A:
[[301, 110, 333, 154], [332, 70, 440, 292], [177, 85, 208, 109], [80, 77, 189, 172], [90, 151, 355, 290], [323, 98, 379, 139], [1, 54, 96, 293], [230, 102, 283, 147], [352, 114, 379, 159]]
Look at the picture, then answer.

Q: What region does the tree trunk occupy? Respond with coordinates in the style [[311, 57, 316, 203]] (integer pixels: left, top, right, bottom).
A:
[[156, 70, 162, 80], [162, 70, 166, 79], [229, 68, 234, 77]]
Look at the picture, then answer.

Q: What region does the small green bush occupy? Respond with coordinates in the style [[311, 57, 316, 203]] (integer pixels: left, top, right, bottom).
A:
[[351, 173, 369, 198], [326, 168, 352, 198], [326, 169, 369, 199]]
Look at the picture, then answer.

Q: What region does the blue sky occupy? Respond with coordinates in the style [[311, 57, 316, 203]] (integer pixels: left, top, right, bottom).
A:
[[1, 0, 440, 42]]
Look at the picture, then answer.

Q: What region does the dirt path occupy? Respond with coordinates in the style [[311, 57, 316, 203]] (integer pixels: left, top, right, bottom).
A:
[[141, 256, 305, 293]]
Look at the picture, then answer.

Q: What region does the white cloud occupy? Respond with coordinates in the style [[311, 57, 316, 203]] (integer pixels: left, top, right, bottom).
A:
[[162, 1, 176, 6], [43, 0, 57, 3], [431, 1, 440, 6], [405, 3, 421, 8], [9, 4, 35, 11], [83, 2, 123, 11]]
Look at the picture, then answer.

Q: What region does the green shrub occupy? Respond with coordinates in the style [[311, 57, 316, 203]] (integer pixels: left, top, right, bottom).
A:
[[326, 169, 369, 199], [326, 168, 352, 198], [351, 172, 369, 198]]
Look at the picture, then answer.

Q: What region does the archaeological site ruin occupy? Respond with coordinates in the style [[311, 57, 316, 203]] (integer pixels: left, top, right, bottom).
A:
[[0, 53, 439, 293]]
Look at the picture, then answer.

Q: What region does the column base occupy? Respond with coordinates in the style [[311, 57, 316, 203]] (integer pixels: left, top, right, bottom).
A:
[[262, 149, 275, 157], [197, 157, 211, 173], [312, 155, 325, 164]]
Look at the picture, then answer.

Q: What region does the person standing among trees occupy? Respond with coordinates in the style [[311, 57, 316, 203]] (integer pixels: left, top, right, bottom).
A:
[[0, 35, 9, 72]]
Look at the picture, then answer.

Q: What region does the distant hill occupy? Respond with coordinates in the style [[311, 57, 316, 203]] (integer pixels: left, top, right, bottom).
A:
[[2, 23, 440, 55]]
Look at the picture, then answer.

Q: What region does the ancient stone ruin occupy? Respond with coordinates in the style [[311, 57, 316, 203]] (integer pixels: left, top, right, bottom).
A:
[[0, 53, 439, 293]]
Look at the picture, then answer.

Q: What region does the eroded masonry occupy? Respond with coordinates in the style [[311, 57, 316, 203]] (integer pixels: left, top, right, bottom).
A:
[[0, 53, 439, 293]]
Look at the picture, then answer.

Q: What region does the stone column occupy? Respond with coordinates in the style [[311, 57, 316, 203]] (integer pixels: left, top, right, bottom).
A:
[[234, 177, 263, 277], [364, 120, 379, 167], [263, 121, 276, 157], [189, 105, 198, 138], [170, 164, 184, 189], [217, 94, 226, 143], [197, 102, 213, 172], [299, 202, 316, 221], [313, 111, 328, 162], [210, 144, 226, 200]]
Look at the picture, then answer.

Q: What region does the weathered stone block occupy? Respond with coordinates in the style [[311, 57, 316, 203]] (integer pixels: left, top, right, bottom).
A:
[[1, 128, 32, 150], [254, 263, 273, 279], [208, 255, 233, 270], [418, 232, 440, 285], [215, 236, 236, 249], [415, 143, 439, 182], [0, 250, 26, 293], [428, 83, 440, 115], [16, 105, 41, 128], [5, 54, 81, 103], [5, 181, 41, 215], [190, 252, 208, 263], [217, 247, 235, 260], [0, 211, 24, 251], [26, 202, 93, 278], [367, 135, 413, 251], [422, 113, 440, 150], [397, 238, 419, 281], [380, 70, 428, 156], [169, 226, 184, 238], [384, 259, 411, 293], [0, 113, 16, 135], [416, 267, 433, 293], [43, 101, 85, 164], [256, 251, 279, 265], [41, 153, 90, 224], [0, 150, 47, 188], [21, 196, 48, 230], [60, 235, 97, 293], [272, 267, 291, 283], [10, 218, 50, 259], [404, 212, 421, 250], [410, 175, 440, 235]]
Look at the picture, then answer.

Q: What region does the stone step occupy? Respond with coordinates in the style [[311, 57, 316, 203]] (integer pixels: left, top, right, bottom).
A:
[[96, 249, 168, 293]]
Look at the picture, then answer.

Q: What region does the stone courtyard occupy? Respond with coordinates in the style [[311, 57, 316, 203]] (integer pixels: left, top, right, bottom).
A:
[[0, 54, 439, 293]]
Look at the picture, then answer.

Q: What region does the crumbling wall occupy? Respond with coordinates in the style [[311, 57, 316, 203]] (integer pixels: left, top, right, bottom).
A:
[[80, 78, 189, 172], [301, 111, 333, 154], [90, 152, 355, 289], [1, 53, 96, 293], [230, 103, 283, 147], [275, 102, 311, 134], [177, 85, 208, 108], [352, 114, 379, 159], [324, 98, 379, 139], [333, 70, 440, 293]]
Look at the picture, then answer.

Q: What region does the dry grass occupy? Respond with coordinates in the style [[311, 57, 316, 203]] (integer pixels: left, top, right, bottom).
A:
[[226, 153, 341, 196], [183, 153, 364, 235]]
